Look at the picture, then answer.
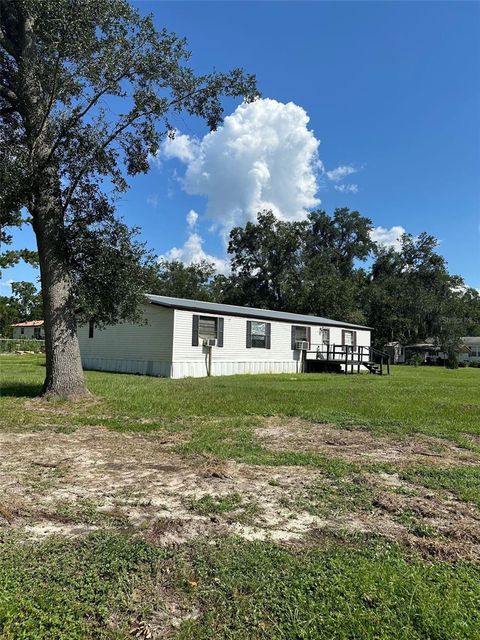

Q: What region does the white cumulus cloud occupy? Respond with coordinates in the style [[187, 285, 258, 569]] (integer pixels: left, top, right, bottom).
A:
[[371, 225, 406, 250], [186, 209, 199, 228], [159, 212, 227, 273], [162, 98, 321, 236], [163, 132, 198, 164]]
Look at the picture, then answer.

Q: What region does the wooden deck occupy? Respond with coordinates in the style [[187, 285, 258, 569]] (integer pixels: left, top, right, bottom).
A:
[[303, 344, 391, 375]]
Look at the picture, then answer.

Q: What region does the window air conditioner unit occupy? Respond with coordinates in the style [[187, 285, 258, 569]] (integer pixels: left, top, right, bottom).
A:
[[203, 338, 217, 347], [296, 340, 308, 350]]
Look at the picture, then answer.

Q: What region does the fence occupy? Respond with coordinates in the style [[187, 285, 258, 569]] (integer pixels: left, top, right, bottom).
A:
[[0, 338, 46, 353]]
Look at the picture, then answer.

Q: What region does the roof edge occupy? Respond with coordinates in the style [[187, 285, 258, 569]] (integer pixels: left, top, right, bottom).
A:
[[145, 295, 372, 331]]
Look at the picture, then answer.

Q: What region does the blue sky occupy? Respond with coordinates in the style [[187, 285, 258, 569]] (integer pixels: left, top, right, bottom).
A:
[[3, 0, 480, 292]]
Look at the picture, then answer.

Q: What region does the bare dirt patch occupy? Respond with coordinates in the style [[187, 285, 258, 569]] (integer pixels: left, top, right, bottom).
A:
[[1, 423, 479, 559], [0, 426, 325, 544], [256, 417, 480, 467]]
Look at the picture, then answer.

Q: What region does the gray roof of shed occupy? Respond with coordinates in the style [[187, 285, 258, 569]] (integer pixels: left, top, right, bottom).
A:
[[146, 295, 371, 330]]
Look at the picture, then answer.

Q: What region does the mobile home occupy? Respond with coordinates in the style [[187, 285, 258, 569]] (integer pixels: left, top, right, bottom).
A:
[[78, 295, 378, 378]]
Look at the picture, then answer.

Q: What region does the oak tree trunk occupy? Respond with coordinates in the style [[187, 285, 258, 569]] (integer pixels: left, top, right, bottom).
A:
[[31, 171, 89, 398]]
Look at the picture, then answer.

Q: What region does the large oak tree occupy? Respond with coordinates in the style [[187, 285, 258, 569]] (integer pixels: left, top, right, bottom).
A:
[[0, 0, 257, 397]]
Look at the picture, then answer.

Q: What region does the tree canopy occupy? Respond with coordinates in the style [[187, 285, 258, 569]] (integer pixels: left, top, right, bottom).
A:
[[0, 0, 257, 395], [153, 209, 480, 350]]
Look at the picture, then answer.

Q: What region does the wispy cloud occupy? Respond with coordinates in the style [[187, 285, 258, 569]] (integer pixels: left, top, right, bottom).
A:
[[334, 183, 358, 193], [146, 194, 159, 208], [326, 165, 357, 182]]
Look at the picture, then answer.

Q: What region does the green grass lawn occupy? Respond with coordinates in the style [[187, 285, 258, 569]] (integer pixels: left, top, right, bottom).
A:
[[1, 356, 480, 639], [1, 355, 479, 440], [1, 533, 479, 640]]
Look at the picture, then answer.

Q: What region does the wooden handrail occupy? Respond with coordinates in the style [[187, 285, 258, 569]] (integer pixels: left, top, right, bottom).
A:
[[307, 343, 391, 375]]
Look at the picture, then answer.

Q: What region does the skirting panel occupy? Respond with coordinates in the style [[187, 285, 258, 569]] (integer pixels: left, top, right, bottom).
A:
[[81, 357, 171, 377], [170, 360, 300, 379]]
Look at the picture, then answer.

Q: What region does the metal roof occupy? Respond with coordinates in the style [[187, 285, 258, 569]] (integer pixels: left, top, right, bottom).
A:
[[11, 320, 44, 327], [146, 295, 372, 330]]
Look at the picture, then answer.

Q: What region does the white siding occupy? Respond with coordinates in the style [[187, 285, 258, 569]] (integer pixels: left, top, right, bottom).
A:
[[78, 304, 174, 376], [171, 308, 371, 378], [459, 337, 480, 363], [12, 326, 45, 340]]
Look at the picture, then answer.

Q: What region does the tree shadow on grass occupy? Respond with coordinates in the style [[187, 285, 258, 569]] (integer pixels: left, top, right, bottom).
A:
[[0, 382, 43, 398]]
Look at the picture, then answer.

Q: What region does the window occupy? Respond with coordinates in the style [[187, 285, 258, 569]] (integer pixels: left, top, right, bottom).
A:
[[198, 316, 217, 341], [89, 319, 94, 339], [251, 322, 266, 348], [321, 328, 330, 344], [294, 326, 308, 342], [342, 330, 356, 348], [34, 327, 40, 339], [192, 315, 224, 347], [291, 325, 310, 349], [246, 321, 271, 349], [20, 327, 24, 335]]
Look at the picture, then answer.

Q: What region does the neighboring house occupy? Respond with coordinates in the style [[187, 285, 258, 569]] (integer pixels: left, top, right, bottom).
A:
[[459, 337, 480, 364], [11, 320, 45, 340], [386, 337, 478, 364], [78, 295, 373, 379], [385, 340, 442, 364]]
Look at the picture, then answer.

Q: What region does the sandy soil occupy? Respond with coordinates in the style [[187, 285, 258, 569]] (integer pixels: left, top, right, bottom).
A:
[[256, 417, 480, 467], [1, 421, 479, 560]]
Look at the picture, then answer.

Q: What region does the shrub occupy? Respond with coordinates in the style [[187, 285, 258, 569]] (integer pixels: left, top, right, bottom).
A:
[[408, 353, 423, 367], [0, 338, 45, 354]]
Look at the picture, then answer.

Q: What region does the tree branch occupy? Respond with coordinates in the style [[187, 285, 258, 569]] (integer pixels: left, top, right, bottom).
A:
[[167, 84, 212, 109], [43, 67, 132, 168], [32, 45, 64, 156], [62, 108, 155, 213]]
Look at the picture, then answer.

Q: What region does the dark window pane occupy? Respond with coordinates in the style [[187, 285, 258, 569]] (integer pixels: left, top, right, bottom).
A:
[[294, 326, 308, 342], [251, 321, 267, 348], [198, 316, 217, 340]]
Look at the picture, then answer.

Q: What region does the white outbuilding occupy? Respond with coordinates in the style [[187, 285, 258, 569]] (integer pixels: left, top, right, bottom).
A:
[[459, 337, 480, 364], [11, 320, 45, 340], [78, 295, 381, 378]]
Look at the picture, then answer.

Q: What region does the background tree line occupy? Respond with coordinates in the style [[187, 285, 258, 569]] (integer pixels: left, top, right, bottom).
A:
[[3, 207, 479, 351], [148, 208, 480, 349]]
